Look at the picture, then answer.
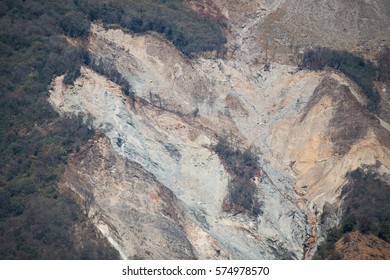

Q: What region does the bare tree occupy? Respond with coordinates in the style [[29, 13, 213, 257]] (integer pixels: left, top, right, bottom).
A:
[[83, 190, 94, 218], [231, 43, 240, 58]]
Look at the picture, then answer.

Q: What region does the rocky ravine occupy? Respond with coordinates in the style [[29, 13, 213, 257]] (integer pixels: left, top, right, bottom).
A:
[[49, 20, 390, 259]]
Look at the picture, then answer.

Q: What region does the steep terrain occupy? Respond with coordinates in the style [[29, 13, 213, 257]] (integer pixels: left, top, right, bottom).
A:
[[212, 0, 390, 62], [46, 0, 390, 259], [50, 64, 308, 259], [335, 231, 390, 260]]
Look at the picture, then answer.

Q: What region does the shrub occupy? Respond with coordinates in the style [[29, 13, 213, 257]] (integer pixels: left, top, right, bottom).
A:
[[300, 47, 380, 111], [313, 227, 342, 260], [342, 167, 390, 241], [77, 0, 227, 55], [59, 11, 90, 38], [0, 0, 118, 259], [378, 47, 390, 83], [87, 56, 135, 102], [214, 137, 263, 216], [314, 166, 390, 259]]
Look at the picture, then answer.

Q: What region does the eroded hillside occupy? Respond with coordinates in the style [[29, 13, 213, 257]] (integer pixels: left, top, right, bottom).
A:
[[47, 0, 390, 259], [212, 0, 389, 62]]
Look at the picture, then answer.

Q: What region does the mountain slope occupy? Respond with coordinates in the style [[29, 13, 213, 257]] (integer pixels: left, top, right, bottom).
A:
[[49, 11, 389, 258], [1, 0, 389, 260]]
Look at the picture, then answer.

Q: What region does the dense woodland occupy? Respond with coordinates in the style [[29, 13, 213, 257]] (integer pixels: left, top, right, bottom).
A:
[[0, 0, 116, 260], [315, 167, 390, 259], [0, 0, 226, 259], [1, 0, 389, 260], [300, 47, 390, 112], [77, 0, 227, 55]]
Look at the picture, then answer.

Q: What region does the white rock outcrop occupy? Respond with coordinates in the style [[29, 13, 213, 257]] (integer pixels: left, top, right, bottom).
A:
[[49, 19, 390, 259]]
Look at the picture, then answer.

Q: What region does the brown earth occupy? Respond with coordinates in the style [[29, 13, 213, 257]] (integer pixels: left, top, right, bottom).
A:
[[49, 0, 390, 259], [335, 231, 390, 260]]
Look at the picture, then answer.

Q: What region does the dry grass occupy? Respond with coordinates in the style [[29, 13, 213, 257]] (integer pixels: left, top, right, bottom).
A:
[[335, 231, 390, 260]]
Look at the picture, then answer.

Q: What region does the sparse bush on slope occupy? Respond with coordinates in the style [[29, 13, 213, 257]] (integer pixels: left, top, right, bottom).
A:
[[77, 0, 227, 55], [300, 47, 380, 111], [0, 0, 227, 259], [315, 166, 390, 259], [377, 47, 390, 83], [0, 0, 116, 259], [214, 136, 263, 217]]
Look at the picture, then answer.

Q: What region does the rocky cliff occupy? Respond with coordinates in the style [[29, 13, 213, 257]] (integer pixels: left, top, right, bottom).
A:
[[49, 0, 390, 259]]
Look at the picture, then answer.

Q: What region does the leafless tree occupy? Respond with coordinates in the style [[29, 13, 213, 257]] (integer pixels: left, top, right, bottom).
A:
[[83, 190, 94, 218]]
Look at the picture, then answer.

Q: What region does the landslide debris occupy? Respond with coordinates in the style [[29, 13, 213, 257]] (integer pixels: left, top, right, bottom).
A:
[[46, 0, 390, 260]]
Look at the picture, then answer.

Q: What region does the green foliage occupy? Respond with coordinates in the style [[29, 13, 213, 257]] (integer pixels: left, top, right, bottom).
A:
[[0, 0, 118, 259], [314, 166, 390, 259], [313, 226, 343, 260], [214, 137, 263, 216], [59, 11, 90, 38], [0, 194, 118, 259], [342, 167, 390, 241], [378, 47, 390, 83], [0, 0, 227, 260], [300, 47, 380, 111], [0, 0, 227, 259], [77, 0, 227, 55]]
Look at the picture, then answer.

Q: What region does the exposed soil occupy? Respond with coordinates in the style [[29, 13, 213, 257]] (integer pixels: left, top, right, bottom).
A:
[[335, 231, 390, 260]]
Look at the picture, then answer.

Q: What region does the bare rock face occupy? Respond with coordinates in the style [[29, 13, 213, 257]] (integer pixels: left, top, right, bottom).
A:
[[61, 136, 196, 260], [49, 1, 390, 259], [50, 63, 308, 259], [259, 0, 389, 49], [211, 0, 389, 63], [271, 76, 390, 210]]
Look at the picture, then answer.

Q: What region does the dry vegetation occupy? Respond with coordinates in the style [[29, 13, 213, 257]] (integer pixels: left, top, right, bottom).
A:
[[214, 135, 263, 217], [0, 0, 226, 259], [77, 0, 227, 55], [300, 47, 381, 111], [315, 166, 390, 259]]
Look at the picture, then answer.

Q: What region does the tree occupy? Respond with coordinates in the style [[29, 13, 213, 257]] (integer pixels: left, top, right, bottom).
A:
[[378, 47, 390, 83], [59, 11, 90, 38], [83, 189, 94, 218]]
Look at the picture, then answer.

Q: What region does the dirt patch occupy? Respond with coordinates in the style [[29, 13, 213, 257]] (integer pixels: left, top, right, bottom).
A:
[[335, 231, 390, 260], [225, 93, 249, 116], [62, 135, 197, 260], [257, 0, 390, 58], [300, 76, 387, 155], [328, 83, 375, 155], [186, 0, 227, 21]]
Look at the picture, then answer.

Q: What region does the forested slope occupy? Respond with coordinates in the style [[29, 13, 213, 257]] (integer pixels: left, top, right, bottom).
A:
[[0, 0, 225, 259]]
